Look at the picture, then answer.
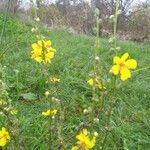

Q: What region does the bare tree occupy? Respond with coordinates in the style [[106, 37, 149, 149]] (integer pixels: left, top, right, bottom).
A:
[[9, 0, 21, 13]]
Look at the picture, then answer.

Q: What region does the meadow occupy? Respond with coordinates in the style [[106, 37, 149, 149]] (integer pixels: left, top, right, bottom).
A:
[[0, 14, 150, 150]]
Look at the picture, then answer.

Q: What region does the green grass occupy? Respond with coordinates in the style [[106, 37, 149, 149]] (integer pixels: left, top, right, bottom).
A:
[[0, 15, 150, 150]]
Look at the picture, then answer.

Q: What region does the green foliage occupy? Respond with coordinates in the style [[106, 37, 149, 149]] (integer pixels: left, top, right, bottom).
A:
[[0, 15, 150, 149]]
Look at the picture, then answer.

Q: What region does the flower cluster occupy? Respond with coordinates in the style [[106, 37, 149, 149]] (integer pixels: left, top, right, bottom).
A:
[[72, 129, 97, 150], [0, 99, 18, 115], [49, 77, 60, 84], [31, 40, 56, 64], [42, 109, 58, 118], [0, 127, 10, 147], [111, 53, 137, 80]]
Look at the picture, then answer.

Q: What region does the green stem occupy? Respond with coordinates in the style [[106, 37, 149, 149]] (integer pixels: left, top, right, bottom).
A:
[[113, 0, 119, 51], [16, 72, 19, 100], [132, 66, 150, 73], [101, 100, 115, 150], [48, 119, 52, 150]]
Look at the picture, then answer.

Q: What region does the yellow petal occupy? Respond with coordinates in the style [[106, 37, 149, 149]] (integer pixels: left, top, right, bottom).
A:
[[35, 57, 42, 62], [44, 40, 52, 48], [32, 43, 38, 50], [0, 137, 7, 147], [37, 40, 43, 47], [125, 59, 137, 69], [46, 52, 54, 59], [47, 47, 56, 52], [71, 146, 79, 150], [42, 110, 51, 116], [111, 65, 119, 75], [121, 53, 129, 61], [33, 49, 42, 56], [82, 129, 88, 135], [52, 109, 57, 115], [87, 79, 94, 86], [89, 136, 96, 148], [113, 56, 121, 64], [1, 127, 6, 132], [120, 67, 131, 81]]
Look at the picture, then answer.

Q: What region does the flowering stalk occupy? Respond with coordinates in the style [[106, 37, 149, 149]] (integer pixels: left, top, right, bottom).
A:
[[111, 0, 120, 89], [52, 97, 65, 149], [15, 70, 19, 100], [87, 9, 100, 125], [31, 7, 57, 149], [93, 8, 106, 112], [93, 8, 100, 100], [101, 1, 120, 149], [101, 101, 114, 150], [113, 0, 119, 50]]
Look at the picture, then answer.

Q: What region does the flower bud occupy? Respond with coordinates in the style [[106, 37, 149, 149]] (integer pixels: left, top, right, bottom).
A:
[[31, 28, 37, 32], [95, 56, 100, 60], [109, 15, 114, 20], [45, 91, 50, 96], [95, 8, 100, 16], [83, 109, 88, 114], [35, 17, 40, 22], [94, 118, 99, 123], [94, 131, 98, 137]]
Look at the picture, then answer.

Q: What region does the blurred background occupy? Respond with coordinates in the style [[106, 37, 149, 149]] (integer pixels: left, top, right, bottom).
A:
[[0, 0, 150, 42]]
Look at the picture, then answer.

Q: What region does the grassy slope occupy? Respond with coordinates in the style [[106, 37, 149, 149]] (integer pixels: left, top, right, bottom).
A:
[[0, 15, 150, 149]]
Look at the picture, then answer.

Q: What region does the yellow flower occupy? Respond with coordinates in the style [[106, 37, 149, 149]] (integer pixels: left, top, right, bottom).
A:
[[87, 79, 94, 86], [72, 129, 97, 150], [111, 53, 137, 80], [42, 109, 58, 117], [71, 146, 79, 150], [0, 127, 10, 147], [50, 77, 60, 83], [87, 78, 106, 90], [31, 40, 56, 64]]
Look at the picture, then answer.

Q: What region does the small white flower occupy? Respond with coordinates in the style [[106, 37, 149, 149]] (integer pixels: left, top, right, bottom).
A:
[[35, 17, 40, 22], [52, 97, 60, 102], [116, 47, 121, 51], [108, 37, 114, 43], [36, 35, 40, 39], [117, 10, 121, 15], [83, 109, 88, 114], [0, 112, 4, 116], [109, 15, 114, 19], [31, 28, 37, 32], [52, 116, 55, 119], [95, 56, 100, 60], [94, 118, 99, 123], [94, 131, 98, 137], [45, 91, 50, 96]]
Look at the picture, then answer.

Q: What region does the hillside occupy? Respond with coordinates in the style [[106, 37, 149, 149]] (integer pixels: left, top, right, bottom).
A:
[[0, 15, 150, 149]]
